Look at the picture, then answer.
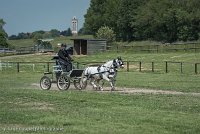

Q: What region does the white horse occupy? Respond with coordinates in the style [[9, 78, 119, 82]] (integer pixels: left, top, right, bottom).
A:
[[81, 57, 124, 91]]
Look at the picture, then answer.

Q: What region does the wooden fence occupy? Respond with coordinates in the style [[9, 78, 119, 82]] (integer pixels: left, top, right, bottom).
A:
[[0, 61, 200, 74], [113, 42, 200, 53]]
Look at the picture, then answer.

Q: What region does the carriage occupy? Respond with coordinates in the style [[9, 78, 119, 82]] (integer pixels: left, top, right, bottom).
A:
[[40, 55, 124, 91], [40, 55, 84, 90]]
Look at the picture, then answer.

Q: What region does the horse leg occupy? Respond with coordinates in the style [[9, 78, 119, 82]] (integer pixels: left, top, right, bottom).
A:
[[90, 78, 98, 90], [102, 75, 115, 91], [96, 79, 104, 91], [81, 75, 88, 89], [100, 80, 105, 91], [110, 78, 115, 91]]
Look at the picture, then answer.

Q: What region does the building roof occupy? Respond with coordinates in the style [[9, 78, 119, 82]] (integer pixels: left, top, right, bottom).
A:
[[70, 38, 107, 41], [38, 39, 54, 42]]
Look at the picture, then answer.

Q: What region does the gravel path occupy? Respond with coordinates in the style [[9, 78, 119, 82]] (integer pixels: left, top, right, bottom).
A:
[[32, 83, 200, 96]]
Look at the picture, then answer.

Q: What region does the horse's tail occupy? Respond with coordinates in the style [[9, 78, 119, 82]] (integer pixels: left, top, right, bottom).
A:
[[80, 67, 89, 89]]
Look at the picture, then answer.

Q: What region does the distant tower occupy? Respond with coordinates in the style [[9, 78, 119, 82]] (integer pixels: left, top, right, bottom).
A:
[[72, 16, 78, 36]]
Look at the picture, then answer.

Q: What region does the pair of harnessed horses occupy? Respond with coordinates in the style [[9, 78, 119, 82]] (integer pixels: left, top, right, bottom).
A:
[[81, 57, 124, 91]]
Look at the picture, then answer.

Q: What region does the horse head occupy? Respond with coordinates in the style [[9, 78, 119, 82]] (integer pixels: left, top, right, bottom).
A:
[[113, 57, 124, 69]]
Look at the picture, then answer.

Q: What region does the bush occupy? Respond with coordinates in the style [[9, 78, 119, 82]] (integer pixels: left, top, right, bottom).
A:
[[95, 26, 116, 43]]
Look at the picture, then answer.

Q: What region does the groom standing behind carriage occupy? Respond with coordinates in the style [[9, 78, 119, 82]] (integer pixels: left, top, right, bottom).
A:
[[58, 43, 73, 72]]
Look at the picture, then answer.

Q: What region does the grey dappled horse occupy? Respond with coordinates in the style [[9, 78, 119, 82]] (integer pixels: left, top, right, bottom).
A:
[[81, 57, 124, 91]]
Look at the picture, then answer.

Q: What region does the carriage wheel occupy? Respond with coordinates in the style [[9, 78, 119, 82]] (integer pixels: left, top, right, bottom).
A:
[[40, 76, 51, 90], [57, 74, 70, 90]]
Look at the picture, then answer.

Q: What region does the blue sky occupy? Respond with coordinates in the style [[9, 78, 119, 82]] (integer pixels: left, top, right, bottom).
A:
[[0, 0, 91, 36]]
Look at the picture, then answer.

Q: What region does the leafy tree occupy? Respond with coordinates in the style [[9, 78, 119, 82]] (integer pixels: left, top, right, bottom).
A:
[[18, 32, 31, 39], [84, 0, 148, 41], [84, 0, 199, 42], [9, 35, 18, 40], [95, 26, 116, 44], [50, 29, 60, 37], [103, 0, 121, 34], [9, 32, 31, 40], [32, 33, 43, 43], [60, 28, 72, 36], [0, 32, 8, 47], [66, 28, 72, 36], [0, 19, 9, 47], [133, 0, 200, 42], [0, 19, 6, 31], [43, 32, 52, 39], [78, 28, 84, 35], [67, 28, 72, 36], [178, 0, 200, 41], [117, 0, 146, 41], [84, 0, 108, 34]]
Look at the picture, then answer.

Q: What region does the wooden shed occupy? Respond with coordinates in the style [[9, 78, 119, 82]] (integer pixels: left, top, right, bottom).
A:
[[71, 38, 107, 55]]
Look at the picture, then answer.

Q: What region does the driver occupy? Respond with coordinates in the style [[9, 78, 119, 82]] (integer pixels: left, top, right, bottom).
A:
[[58, 43, 72, 72]]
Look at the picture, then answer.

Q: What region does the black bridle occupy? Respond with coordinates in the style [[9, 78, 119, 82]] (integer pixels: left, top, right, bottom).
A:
[[113, 57, 124, 69]]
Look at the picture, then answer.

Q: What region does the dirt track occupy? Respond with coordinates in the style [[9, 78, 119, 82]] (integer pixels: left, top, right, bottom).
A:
[[32, 83, 200, 96]]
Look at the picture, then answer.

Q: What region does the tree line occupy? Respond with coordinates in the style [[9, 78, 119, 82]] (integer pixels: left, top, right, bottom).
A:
[[8, 28, 72, 40], [1, 18, 83, 48], [83, 0, 200, 42], [0, 19, 74, 48]]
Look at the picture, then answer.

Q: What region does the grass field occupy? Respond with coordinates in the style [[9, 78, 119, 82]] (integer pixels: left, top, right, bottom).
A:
[[1, 52, 200, 92], [0, 75, 200, 134], [0, 52, 200, 133], [7, 35, 93, 49]]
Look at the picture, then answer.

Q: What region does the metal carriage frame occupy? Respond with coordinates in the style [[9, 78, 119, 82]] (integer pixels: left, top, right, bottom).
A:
[[40, 60, 84, 91]]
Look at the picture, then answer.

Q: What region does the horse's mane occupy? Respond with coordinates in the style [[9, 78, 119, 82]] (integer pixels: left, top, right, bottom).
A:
[[103, 60, 113, 67]]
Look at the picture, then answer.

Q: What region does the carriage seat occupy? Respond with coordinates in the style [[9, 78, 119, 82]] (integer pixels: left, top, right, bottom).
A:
[[51, 55, 72, 73], [53, 65, 62, 73], [52, 55, 63, 72]]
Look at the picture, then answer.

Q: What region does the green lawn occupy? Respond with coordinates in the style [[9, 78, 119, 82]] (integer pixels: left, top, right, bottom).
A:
[[1, 52, 200, 92], [117, 72, 200, 92], [73, 51, 200, 63], [7, 35, 93, 49], [2, 48, 200, 63], [0, 86, 200, 134], [8, 37, 73, 49], [1, 52, 200, 133]]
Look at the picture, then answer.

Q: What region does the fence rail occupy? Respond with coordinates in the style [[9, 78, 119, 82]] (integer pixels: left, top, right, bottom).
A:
[[111, 42, 200, 53], [0, 61, 200, 74]]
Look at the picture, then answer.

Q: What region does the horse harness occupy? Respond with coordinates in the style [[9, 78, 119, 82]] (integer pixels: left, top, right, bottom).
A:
[[85, 59, 120, 79], [97, 60, 118, 79]]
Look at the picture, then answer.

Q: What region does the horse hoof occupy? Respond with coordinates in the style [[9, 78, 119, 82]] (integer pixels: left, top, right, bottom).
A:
[[98, 87, 103, 91]]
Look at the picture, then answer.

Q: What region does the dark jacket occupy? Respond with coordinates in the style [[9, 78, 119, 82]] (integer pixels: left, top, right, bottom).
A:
[[58, 49, 72, 65]]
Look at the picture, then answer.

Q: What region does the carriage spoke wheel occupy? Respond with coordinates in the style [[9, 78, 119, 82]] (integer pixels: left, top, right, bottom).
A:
[[57, 74, 70, 90], [40, 76, 51, 90]]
